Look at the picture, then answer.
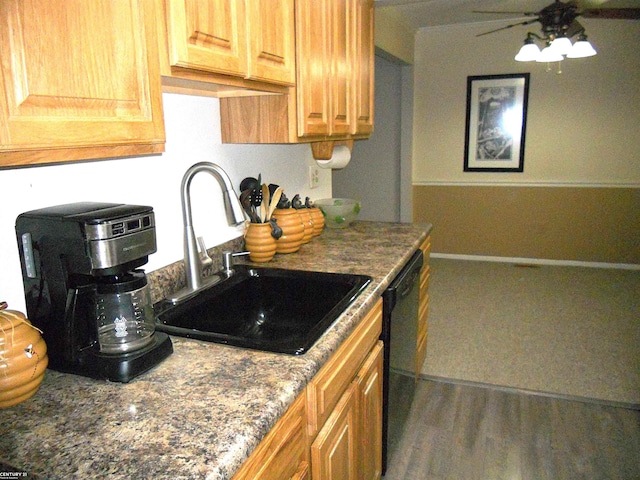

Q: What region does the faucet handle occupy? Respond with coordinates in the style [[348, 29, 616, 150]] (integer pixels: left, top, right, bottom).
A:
[[222, 250, 250, 275], [197, 236, 213, 269]]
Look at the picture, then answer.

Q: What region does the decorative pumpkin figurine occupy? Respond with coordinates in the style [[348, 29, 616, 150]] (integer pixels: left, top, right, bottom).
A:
[[0, 302, 48, 408]]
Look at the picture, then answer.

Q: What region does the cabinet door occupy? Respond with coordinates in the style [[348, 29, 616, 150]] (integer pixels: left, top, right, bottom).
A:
[[296, 0, 362, 138], [356, 341, 383, 480], [165, 0, 248, 76], [352, 0, 374, 135], [311, 383, 359, 480], [328, 0, 353, 136], [306, 299, 382, 438], [0, 0, 165, 166], [417, 235, 431, 379], [295, 0, 331, 137], [245, 0, 295, 85], [232, 393, 309, 480]]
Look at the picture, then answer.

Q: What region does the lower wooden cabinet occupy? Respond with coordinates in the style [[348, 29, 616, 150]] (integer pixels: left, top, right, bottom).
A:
[[306, 299, 382, 438], [308, 300, 383, 480], [356, 341, 383, 480], [311, 382, 359, 480], [416, 236, 431, 380], [233, 299, 383, 480], [232, 393, 309, 480], [311, 341, 383, 480]]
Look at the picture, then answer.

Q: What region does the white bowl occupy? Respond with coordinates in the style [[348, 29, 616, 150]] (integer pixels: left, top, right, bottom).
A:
[[314, 198, 361, 228]]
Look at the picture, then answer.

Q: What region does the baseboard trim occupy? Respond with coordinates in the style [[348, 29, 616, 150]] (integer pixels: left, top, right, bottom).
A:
[[431, 253, 640, 271], [413, 181, 640, 188], [415, 373, 640, 411]]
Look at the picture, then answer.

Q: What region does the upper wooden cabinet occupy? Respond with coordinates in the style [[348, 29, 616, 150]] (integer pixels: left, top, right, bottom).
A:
[[0, 0, 165, 167], [353, 0, 375, 136], [220, 0, 375, 144], [165, 0, 249, 77], [296, 0, 352, 137], [246, 0, 296, 86], [159, 0, 296, 93]]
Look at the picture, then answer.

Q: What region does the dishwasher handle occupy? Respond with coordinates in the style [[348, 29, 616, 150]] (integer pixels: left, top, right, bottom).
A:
[[384, 249, 424, 311], [398, 269, 420, 298]]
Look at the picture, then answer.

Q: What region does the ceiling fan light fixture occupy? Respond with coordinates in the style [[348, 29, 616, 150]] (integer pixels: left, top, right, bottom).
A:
[[515, 37, 541, 62], [549, 36, 573, 55], [537, 43, 564, 62], [566, 34, 597, 58]]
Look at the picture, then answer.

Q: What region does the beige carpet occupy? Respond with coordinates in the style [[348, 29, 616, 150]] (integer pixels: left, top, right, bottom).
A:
[[420, 258, 640, 407]]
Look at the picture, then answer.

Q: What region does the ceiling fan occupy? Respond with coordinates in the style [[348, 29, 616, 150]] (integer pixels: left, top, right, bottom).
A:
[[475, 0, 640, 37], [475, 1, 640, 65]]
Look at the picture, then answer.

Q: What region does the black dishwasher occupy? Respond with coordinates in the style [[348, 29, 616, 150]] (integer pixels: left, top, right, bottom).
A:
[[380, 248, 423, 474]]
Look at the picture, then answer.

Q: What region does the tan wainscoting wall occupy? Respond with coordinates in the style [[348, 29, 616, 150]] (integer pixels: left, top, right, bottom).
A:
[[413, 185, 640, 264]]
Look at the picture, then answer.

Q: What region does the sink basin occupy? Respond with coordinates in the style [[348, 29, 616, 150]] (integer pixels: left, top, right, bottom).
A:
[[154, 267, 372, 355]]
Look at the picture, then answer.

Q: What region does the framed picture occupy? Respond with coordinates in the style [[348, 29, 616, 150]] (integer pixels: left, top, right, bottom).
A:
[[464, 73, 530, 172]]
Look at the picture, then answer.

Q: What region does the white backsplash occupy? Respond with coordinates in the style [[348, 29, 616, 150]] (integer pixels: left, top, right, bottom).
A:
[[0, 92, 332, 312]]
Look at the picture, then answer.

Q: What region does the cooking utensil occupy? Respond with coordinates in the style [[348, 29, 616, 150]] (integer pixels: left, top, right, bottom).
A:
[[240, 177, 259, 193], [267, 187, 283, 220], [240, 189, 257, 222], [251, 186, 263, 208], [260, 201, 268, 223], [261, 184, 270, 222], [250, 184, 264, 223]]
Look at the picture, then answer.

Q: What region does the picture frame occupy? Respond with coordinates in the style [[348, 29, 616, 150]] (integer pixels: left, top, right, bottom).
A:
[[464, 73, 530, 172]]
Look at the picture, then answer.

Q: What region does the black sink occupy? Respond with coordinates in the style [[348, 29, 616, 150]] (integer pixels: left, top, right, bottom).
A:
[[154, 267, 371, 355]]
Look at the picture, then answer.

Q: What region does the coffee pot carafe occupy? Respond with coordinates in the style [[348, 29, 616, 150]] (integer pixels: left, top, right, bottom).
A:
[[15, 202, 172, 382], [95, 271, 156, 354]]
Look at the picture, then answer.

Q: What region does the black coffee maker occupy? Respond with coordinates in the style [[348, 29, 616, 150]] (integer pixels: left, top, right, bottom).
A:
[[15, 202, 172, 382]]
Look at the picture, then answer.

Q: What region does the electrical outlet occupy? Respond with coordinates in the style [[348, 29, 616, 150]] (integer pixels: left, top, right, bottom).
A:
[[308, 166, 320, 189]]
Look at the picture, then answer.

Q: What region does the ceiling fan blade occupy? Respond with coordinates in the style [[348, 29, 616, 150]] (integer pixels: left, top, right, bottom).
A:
[[472, 10, 539, 16], [580, 8, 640, 19], [476, 19, 539, 37]]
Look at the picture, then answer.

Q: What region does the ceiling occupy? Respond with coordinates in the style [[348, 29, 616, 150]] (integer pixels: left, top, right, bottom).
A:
[[373, 0, 640, 31]]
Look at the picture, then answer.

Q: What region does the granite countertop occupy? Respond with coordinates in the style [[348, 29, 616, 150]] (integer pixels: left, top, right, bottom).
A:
[[0, 221, 431, 480]]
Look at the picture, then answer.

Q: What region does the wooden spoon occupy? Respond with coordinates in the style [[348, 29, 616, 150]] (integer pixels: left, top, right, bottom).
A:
[[267, 187, 283, 221]]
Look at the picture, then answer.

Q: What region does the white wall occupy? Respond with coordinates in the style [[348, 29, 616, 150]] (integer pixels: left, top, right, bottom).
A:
[[413, 19, 640, 186], [0, 93, 332, 312]]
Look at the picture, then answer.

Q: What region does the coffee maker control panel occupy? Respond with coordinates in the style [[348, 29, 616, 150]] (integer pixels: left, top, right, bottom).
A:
[[17, 202, 157, 275], [85, 212, 154, 241]]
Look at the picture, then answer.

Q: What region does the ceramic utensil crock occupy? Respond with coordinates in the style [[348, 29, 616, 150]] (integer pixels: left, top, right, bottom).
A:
[[0, 303, 48, 408]]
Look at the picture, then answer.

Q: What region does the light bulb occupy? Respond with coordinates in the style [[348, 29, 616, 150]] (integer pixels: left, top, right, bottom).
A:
[[515, 42, 541, 62], [550, 36, 572, 55], [537, 44, 564, 62], [567, 36, 597, 58]]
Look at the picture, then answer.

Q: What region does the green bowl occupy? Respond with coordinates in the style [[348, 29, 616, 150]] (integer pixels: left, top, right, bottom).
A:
[[314, 198, 361, 228]]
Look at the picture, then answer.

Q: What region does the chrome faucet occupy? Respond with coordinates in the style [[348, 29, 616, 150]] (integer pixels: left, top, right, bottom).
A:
[[169, 162, 245, 304]]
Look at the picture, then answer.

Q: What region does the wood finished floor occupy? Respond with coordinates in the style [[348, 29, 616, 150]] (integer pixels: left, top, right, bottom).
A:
[[384, 373, 640, 480]]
